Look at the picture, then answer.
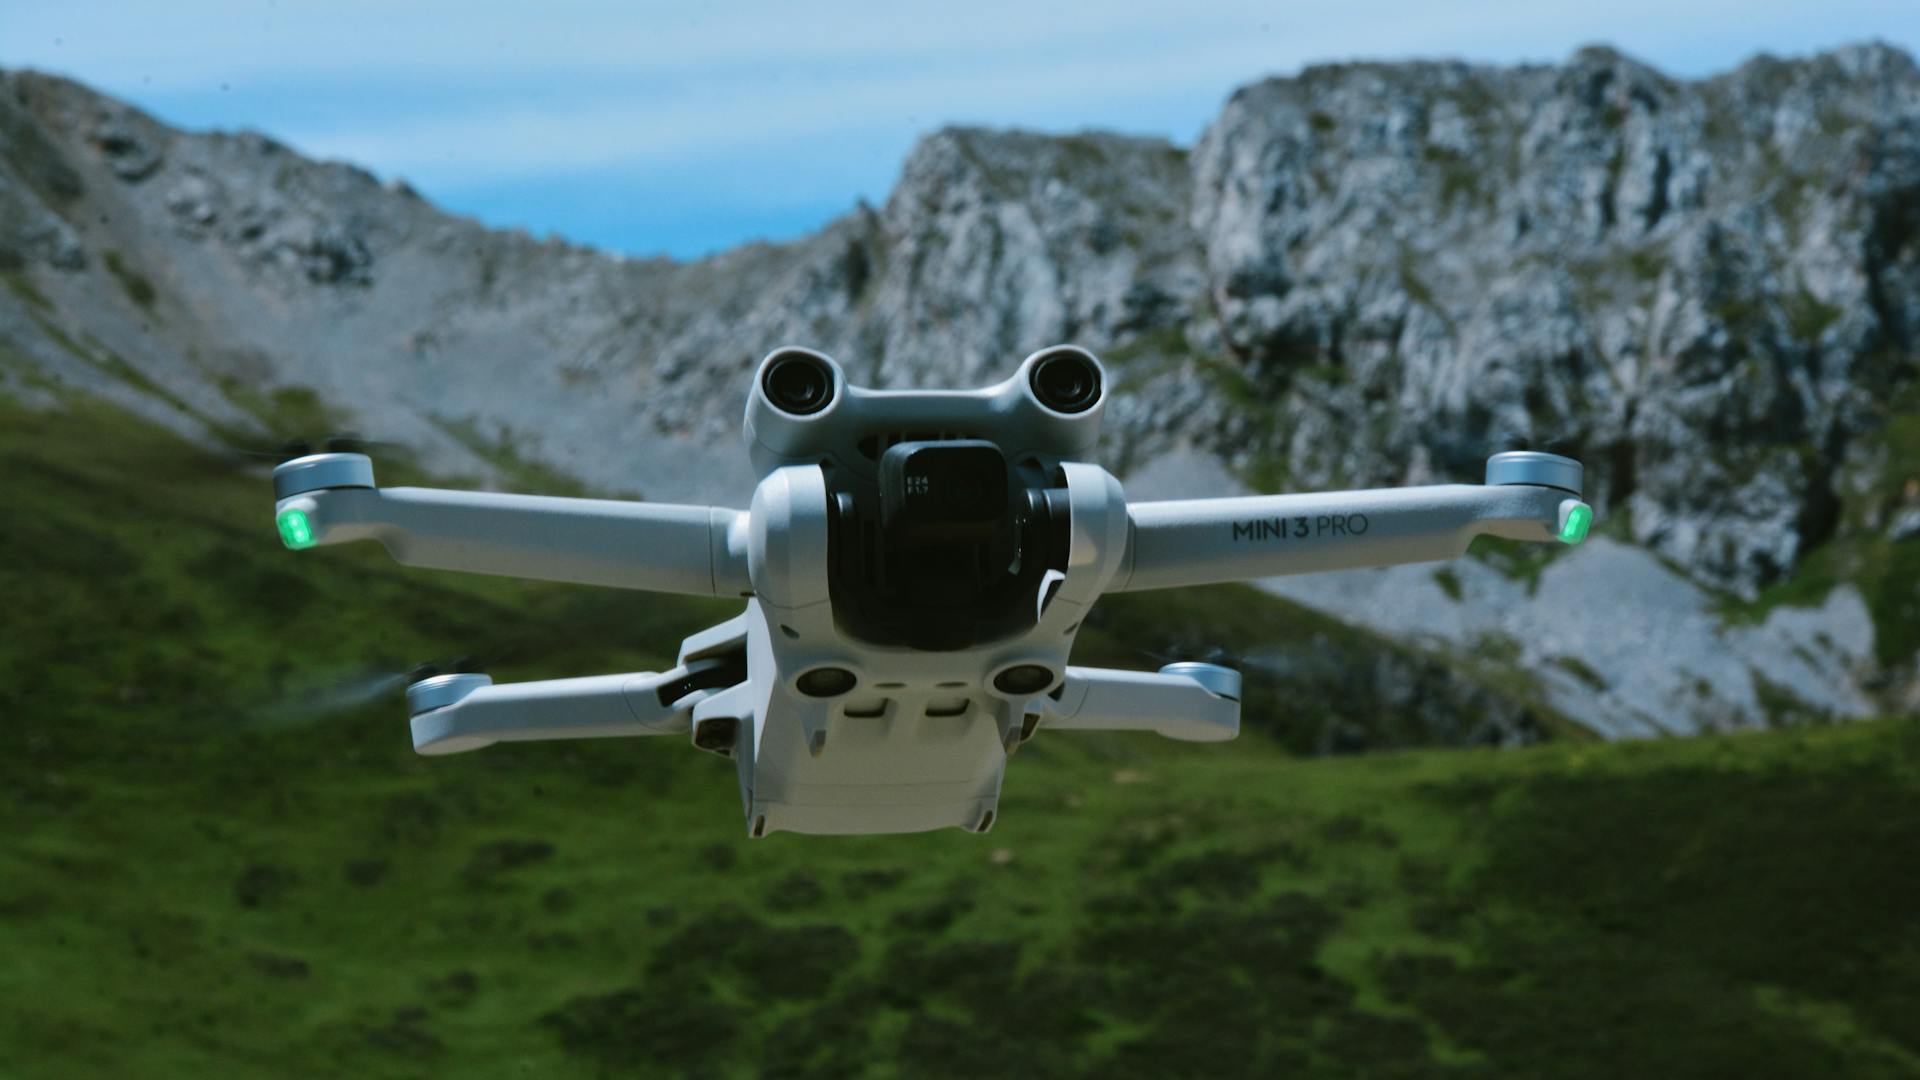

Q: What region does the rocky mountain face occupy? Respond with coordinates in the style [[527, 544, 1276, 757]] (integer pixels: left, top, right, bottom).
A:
[[1186, 45, 1920, 593], [3, 44, 1917, 735]]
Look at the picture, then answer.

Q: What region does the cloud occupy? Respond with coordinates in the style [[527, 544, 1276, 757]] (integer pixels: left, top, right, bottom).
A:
[[6, 0, 1914, 256], [286, 34, 1307, 187]]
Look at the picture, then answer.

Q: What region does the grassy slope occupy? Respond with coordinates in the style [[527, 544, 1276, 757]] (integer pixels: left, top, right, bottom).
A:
[[1, 396, 1917, 1079]]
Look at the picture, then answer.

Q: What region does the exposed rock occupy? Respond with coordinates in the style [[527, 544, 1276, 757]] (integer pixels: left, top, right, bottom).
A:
[[1187, 44, 1920, 596], [2, 46, 1916, 734], [163, 169, 219, 228], [295, 220, 373, 285], [88, 106, 163, 181]]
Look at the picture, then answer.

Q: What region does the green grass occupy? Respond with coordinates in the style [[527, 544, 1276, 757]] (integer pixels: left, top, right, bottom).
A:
[[1422, 144, 1484, 211], [1466, 534, 1573, 596], [15, 302, 210, 425], [2, 394, 1916, 1078], [1098, 325, 1194, 379], [1786, 287, 1843, 343], [3, 266, 55, 312], [425, 413, 599, 499], [1548, 654, 1608, 691], [1718, 387, 1920, 666], [103, 249, 158, 309], [213, 377, 355, 439]]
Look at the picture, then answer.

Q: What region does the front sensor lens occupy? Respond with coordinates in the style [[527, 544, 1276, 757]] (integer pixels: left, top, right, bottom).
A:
[[277, 508, 315, 550], [1559, 503, 1593, 546], [763, 354, 834, 415], [796, 667, 857, 698], [1029, 351, 1101, 414]]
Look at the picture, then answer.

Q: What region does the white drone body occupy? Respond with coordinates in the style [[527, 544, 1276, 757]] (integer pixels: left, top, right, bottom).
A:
[[271, 346, 1592, 838]]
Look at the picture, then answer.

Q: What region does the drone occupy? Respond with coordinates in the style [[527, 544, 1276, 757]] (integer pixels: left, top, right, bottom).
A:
[[271, 346, 1592, 837]]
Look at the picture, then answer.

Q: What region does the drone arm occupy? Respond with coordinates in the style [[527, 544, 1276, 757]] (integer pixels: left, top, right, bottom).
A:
[[406, 660, 736, 755], [272, 454, 750, 595], [1113, 479, 1587, 592], [1040, 665, 1240, 742]]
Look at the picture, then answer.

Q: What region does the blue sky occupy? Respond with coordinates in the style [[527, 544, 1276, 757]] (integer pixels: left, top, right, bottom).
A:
[[5, 1, 1917, 259]]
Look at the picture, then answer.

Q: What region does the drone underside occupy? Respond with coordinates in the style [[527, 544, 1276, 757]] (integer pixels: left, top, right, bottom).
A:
[[272, 346, 1591, 837]]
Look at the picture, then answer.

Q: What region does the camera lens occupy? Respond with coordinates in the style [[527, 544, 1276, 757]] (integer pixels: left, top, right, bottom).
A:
[[992, 664, 1055, 695], [882, 442, 1008, 527], [1029, 349, 1102, 414], [795, 667, 857, 698], [762, 352, 835, 415]]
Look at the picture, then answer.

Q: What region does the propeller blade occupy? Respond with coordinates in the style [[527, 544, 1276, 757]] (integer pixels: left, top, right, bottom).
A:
[[242, 654, 492, 729], [1135, 646, 1293, 679], [216, 432, 407, 465], [286, 669, 411, 715]]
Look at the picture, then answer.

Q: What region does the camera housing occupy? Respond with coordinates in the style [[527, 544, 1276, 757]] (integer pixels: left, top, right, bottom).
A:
[[828, 439, 1070, 651]]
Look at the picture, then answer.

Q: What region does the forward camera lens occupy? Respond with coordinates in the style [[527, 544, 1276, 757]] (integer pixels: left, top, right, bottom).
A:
[[1029, 350, 1102, 414], [763, 353, 835, 415]]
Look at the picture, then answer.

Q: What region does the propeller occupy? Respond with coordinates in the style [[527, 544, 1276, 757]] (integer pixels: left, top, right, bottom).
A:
[[406, 655, 488, 683], [276, 433, 401, 462], [243, 654, 493, 729], [211, 432, 408, 469], [276, 668, 412, 717], [1136, 645, 1296, 680]]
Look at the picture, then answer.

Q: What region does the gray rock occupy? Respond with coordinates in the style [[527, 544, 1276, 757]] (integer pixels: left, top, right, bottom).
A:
[[88, 106, 163, 181], [1187, 44, 1920, 597]]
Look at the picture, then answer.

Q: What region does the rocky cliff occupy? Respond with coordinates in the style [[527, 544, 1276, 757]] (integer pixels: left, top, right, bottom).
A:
[[1186, 45, 1920, 593], [3, 43, 1916, 734]]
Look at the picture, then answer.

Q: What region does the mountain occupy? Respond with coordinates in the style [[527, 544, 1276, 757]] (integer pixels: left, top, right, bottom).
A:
[[1, 395, 1915, 1076], [2, 44, 1918, 738]]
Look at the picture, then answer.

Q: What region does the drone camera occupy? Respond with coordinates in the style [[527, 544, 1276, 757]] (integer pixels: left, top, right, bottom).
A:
[[761, 348, 838, 416], [829, 437, 1071, 650], [1027, 346, 1103, 415], [879, 440, 1009, 537]]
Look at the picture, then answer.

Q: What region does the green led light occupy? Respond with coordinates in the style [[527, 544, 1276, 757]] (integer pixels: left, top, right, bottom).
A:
[[1558, 503, 1593, 546], [276, 507, 316, 550]]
